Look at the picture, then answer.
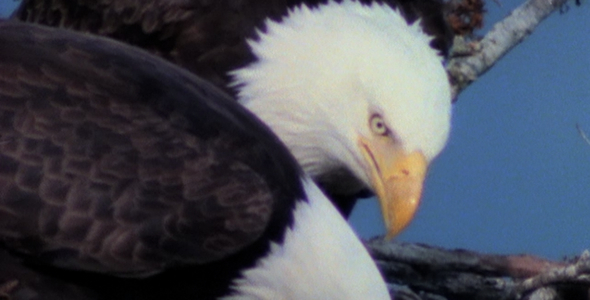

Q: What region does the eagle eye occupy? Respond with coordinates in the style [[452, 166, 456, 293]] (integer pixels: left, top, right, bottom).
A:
[[369, 114, 388, 136]]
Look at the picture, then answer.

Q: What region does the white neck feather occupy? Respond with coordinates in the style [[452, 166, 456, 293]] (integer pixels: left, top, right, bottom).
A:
[[221, 178, 390, 300]]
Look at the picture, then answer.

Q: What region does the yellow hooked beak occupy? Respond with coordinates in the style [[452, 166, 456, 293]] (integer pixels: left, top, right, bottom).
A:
[[359, 137, 427, 239]]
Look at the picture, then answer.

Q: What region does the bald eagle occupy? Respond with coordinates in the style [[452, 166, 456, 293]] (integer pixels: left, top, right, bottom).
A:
[[0, 20, 389, 300], [13, 0, 454, 237]]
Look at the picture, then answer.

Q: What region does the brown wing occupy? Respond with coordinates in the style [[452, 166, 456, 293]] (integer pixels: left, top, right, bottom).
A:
[[0, 21, 303, 277], [13, 0, 453, 97]]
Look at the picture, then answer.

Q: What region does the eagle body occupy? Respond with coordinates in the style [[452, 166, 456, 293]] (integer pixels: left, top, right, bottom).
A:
[[0, 21, 389, 300]]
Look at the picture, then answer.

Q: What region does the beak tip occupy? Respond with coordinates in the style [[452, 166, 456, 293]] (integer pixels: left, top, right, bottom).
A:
[[384, 223, 405, 240], [382, 197, 419, 240], [384, 231, 397, 241]]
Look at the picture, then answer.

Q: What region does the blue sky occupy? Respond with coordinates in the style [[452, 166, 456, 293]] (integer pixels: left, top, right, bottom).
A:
[[1, 1, 589, 261]]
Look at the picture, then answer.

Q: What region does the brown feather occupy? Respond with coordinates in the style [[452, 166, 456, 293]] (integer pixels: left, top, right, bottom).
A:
[[13, 0, 453, 97], [0, 21, 302, 277]]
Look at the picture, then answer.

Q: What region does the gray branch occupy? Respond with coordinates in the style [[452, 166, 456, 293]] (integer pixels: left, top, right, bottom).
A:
[[366, 240, 590, 300], [448, 0, 571, 100]]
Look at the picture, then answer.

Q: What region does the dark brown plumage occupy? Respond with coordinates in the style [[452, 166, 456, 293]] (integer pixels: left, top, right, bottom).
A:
[[13, 0, 453, 96], [0, 21, 306, 299]]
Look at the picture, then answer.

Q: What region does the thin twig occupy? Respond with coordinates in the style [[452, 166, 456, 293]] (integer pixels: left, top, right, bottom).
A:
[[576, 123, 590, 147]]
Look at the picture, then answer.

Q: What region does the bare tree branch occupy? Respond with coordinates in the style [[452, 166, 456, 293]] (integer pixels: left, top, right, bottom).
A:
[[366, 240, 590, 300], [448, 0, 570, 101]]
